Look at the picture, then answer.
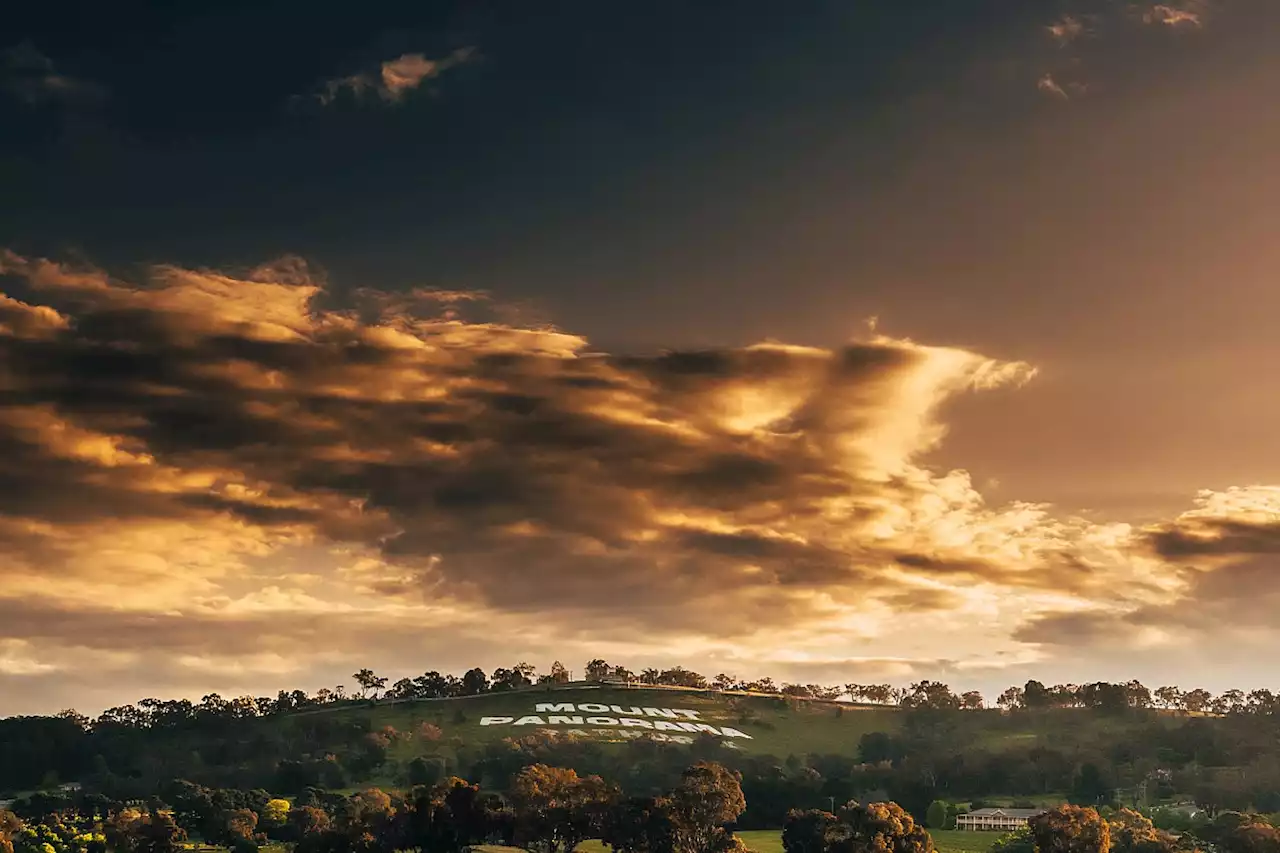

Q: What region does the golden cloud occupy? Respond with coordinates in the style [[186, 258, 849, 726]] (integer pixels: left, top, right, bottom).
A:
[[0, 251, 1270, 711]]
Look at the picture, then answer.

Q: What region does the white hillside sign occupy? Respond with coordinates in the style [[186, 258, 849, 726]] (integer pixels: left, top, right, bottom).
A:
[[479, 702, 753, 744]]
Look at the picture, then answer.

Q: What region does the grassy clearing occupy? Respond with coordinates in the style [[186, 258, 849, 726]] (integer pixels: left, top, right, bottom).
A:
[[930, 830, 1000, 853], [479, 828, 994, 853], [731, 828, 998, 853], [360, 687, 897, 761], [738, 829, 785, 853]]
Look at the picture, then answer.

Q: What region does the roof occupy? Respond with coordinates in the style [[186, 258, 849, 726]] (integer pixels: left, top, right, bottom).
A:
[[962, 808, 1047, 818]]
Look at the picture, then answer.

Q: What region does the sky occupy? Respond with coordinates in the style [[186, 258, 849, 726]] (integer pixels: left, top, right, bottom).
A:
[[1, 0, 1278, 716]]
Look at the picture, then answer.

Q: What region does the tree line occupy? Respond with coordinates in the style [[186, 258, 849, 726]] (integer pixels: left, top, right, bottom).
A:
[[8, 664, 1280, 820], [21, 659, 1280, 740], [9, 767, 1280, 853], [1, 761, 749, 853]]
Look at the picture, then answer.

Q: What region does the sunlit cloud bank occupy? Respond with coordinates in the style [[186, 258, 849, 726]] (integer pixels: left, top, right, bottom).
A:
[[0, 251, 1276, 713]]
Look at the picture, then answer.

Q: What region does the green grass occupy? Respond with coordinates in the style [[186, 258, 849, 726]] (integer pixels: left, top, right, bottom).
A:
[[930, 829, 1000, 853], [480, 827, 995, 853], [738, 829, 785, 853], [274, 685, 1199, 774], [337, 686, 899, 762], [731, 828, 998, 853]]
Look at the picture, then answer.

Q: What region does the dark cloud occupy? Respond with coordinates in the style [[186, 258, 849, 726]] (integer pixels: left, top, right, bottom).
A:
[[0, 252, 1053, 642], [5, 249, 1273, 714], [1148, 518, 1280, 558], [1012, 610, 1138, 647], [313, 48, 475, 106], [2, 42, 105, 105]]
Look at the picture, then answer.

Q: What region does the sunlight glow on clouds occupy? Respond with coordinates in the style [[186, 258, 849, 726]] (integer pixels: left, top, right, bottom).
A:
[[316, 47, 475, 105], [0, 251, 1277, 713]]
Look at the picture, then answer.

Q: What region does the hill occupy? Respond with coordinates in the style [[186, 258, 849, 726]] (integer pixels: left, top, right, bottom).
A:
[[345, 683, 899, 764], [7, 676, 1280, 825]]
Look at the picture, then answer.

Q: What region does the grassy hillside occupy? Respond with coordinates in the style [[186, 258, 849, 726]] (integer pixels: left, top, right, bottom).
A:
[[274, 682, 1193, 775], [334, 685, 900, 763]]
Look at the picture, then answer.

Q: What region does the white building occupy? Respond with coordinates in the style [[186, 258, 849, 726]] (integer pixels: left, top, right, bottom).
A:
[[955, 808, 1047, 831]]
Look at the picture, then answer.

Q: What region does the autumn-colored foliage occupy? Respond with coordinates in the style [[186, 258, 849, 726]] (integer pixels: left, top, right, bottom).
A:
[[510, 764, 617, 853], [1030, 805, 1111, 853], [829, 801, 934, 853]]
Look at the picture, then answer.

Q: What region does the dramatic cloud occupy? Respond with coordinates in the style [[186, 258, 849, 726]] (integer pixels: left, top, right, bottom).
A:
[[317, 47, 475, 105], [1, 42, 104, 105], [0, 250, 1271, 713], [1015, 486, 1280, 649]]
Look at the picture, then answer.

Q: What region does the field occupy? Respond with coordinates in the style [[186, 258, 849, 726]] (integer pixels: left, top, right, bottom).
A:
[[323, 685, 901, 762], [475, 827, 998, 853], [929, 830, 1000, 853]]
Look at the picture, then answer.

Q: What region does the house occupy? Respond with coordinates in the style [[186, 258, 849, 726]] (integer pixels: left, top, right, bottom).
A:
[[955, 808, 1048, 831]]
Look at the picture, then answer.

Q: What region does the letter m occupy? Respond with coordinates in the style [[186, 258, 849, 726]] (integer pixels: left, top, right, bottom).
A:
[[535, 703, 576, 713]]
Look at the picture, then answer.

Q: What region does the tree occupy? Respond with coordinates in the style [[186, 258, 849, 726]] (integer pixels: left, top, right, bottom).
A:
[[1071, 764, 1113, 807], [493, 663, 538, 691], [225, 808, 261, 850], [585, 660, 612, 681], [829, 801, 934, 853], [783, 809, 838, 853], [0, 811, 20, 853], [848, 685, 897, 705], [1125, 682, 1152, 710], [901, 682, 960, 711], [858, 732, 900, 764], [510, 764, 616, 853], [352, 669, 388, 700], [1222, 823, 1280, 853], [1247, 690, 1279, 714], [461, 668, 490, 695], [1182, 689, 1213, 713], [998, 687, 1024, 711], [1029, 805, 1111, 853], [925, 801, 949, 830], [991, 829, 1036, 853], [1107, 809, 1178, 853], [960, 692, 985, 710], [549, 662, 571, 684], [659, 668, 708, 689], [1214, 690, 1246, 715], [261, 799, 291, 830], [713, 674, 738, 692], [286, 806, 331, 843], [405, 777, 498, 853], [666, 762, 747, 853], [1153, 687, 1183, 712], [1024, 681, 1052, 709], [603, 796, 677, 853], [123, 809, 189, 853]]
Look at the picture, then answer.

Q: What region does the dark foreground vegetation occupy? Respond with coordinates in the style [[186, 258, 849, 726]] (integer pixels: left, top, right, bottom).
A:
[[6, 765, 1280, 853], [6, 662, 1280, 853]]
